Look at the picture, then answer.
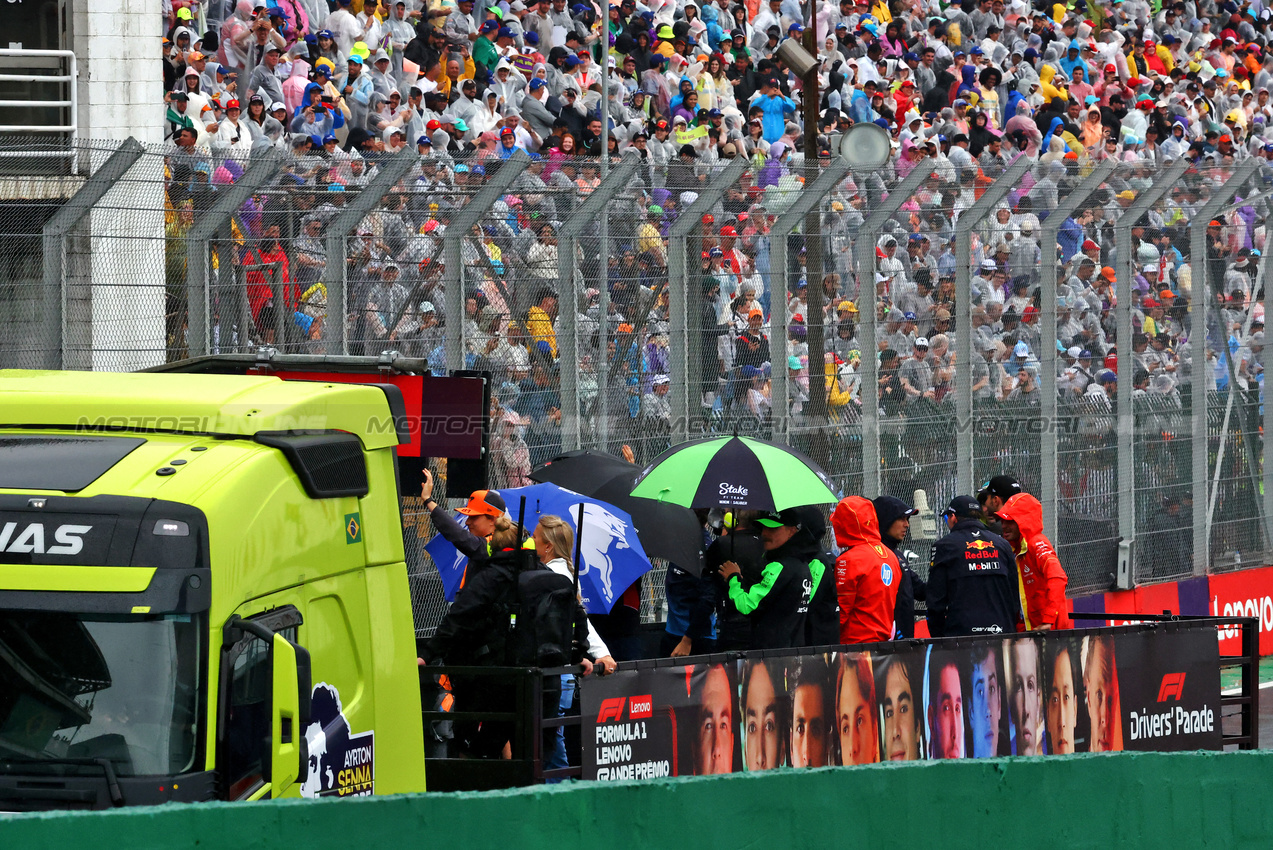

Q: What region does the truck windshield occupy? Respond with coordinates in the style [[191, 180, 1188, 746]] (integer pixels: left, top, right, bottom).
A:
[[0, 613, 202, 777]]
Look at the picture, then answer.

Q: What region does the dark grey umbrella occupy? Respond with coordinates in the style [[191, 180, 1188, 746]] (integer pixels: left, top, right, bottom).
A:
[[531, 450, 706, 575]]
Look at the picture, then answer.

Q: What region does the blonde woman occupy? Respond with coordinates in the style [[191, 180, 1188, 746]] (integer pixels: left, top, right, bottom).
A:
[[534, 514, 616, 777]]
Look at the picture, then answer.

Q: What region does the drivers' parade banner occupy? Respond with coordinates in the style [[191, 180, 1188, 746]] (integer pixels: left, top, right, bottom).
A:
[[581, 623, 1221, 780]]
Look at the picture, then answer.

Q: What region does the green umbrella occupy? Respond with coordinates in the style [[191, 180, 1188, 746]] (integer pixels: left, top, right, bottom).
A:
[[630, 436, 839, 512]]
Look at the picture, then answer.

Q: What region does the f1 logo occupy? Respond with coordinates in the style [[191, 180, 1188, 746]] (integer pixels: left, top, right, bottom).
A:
[[1157, 672, 1187, 702], [596, 697, 626, 723]]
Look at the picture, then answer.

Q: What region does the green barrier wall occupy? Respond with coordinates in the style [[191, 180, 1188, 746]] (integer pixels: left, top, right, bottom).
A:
[[4, 752, 1271, 850]]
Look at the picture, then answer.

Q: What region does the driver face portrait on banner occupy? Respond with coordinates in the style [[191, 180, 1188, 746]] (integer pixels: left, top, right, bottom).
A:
[[1007, 637, 1045, 755], [693, 663, 736, 775], [835, 653, 879, 765], [1046, 639, 1081, 755], [876, 652, 923, 761], [1083, 635, 1123, 753], [968, 644, 1005, 758], [788, 656, 832, 768], [927, 647, 965, 759], [741, 659, 786, 771]]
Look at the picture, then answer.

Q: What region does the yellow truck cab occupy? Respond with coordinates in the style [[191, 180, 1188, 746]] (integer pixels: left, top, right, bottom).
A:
[[0, 367, 427, 809]]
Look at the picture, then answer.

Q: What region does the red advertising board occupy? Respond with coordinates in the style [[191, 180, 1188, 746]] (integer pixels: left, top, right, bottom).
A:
[[1208, 565, 1273, 656]]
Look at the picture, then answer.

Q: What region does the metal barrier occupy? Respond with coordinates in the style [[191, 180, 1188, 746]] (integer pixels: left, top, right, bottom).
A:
[[0, 49, 78, 143], [420, 662, 585, 790]]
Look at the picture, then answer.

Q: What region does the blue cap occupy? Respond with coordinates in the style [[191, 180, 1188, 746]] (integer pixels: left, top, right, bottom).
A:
[[572, 2, 587, 11], [454, 163, 470, 173], [835, 21, 847, 29], [904, 51, 919, 61], [498, 25, 514, 38], [472, 164, 486, 176], [309, 134, 323, 147], [903, 311, 918, 321], [524, 31, 539, 44], [969, 46, 983, 55], [328, 183, 345, 192], [480, 19, 499, 32], [529, 77, 546, 90], [708, 108, 722, 117], [565, 54, 582, 66], [323, 133, 337, 143], [318, 29, 334, 38], [1014, 341, 1030, 357], [417, 135, 432, 145], [789, 22, 804, 31], [348, 54, 363, 65]]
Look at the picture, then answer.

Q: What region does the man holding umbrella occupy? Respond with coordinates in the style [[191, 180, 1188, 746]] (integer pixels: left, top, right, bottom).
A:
[[719, 508, 813, 651]]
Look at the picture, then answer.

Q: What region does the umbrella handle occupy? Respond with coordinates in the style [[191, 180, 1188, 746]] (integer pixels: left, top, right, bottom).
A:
[[573, 501, 584, 602]]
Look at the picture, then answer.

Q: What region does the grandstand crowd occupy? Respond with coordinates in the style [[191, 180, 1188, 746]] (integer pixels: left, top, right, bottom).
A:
[[159, 0, 1268, 476]]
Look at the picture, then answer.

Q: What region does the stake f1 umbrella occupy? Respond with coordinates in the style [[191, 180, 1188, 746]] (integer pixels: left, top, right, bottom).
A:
[[630, 436, 839, 512], [424, 482, 653, 614], [531, 450, 706, 575]]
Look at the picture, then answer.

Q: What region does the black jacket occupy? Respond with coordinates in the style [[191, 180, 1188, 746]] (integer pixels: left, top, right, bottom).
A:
[[724, 536, 811, 650], [707, 527, 766, 648], [873, 496, 926, 639], [793, 506, 839, 648], [926, 518, 1022, 638], [423, 550, 589, 665]]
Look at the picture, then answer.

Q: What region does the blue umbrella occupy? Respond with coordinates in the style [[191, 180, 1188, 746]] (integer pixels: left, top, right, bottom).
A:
[[423, 483, 652, 615]]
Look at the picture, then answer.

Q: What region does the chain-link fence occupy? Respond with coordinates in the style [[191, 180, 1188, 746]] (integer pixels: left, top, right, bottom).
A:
[[4, 135, 1272, 632]]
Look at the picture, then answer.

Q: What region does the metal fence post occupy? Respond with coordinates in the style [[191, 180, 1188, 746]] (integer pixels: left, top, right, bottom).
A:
[[855, 164, 934, 496], [557, 154, 639, 451], [1115, 158, 1190, 583], [321, 149, 420, 356], [954, 155, 1032, 493], [667, 158, 747, 445], [1189, 158, 1259, 574], [437, 151, 529, 372], [39, 137, 143, 369], [1038, 161, 1116, 540], [771, 160, 852, 443], [182, 150, 282, 358]]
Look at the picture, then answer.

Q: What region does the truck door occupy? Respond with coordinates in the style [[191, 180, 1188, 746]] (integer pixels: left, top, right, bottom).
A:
[[218, 604, 308, 801]]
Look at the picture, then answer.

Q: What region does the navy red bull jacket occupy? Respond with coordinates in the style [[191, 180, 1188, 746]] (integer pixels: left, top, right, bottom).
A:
[[926, 518, 1023, 637], [832, 496, 901, 645], [995, 493, 1073, 630]]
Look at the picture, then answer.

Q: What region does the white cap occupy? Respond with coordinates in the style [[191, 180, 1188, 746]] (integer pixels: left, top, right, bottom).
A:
[[419, 301, 436, 313], [270, 101, 287, 112], [915, 336, 930, 348], [1014, 341, 1030, 357]]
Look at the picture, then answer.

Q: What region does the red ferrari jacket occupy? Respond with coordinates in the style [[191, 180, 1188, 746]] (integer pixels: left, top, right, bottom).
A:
[[995, 493, 1072, 630], [832, 496, 900, 645]]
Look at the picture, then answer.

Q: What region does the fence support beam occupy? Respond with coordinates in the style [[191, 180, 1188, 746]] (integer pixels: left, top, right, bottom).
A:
[[855, 163, 935, 497], [1189, 158, 1259, 575], [40, 137, 144, 369], [1039, 161, 1116, 542], [954, 155, 1032, 493], [322, 149, 420, 357], [437, 151, 529, 372], [1115, 157, 1190, 585], [667, 158, 748, 446], [182, 150, 282, 358], [770, 160, 852, 445], [557, 153, 639, 451]]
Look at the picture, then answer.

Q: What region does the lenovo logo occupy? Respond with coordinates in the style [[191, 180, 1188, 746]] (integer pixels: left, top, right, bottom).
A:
[[1157, 672, 1187, 702], [0, 522, 92, 556], [628, 695, 652, 719], [596, 698, 626, 723]]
